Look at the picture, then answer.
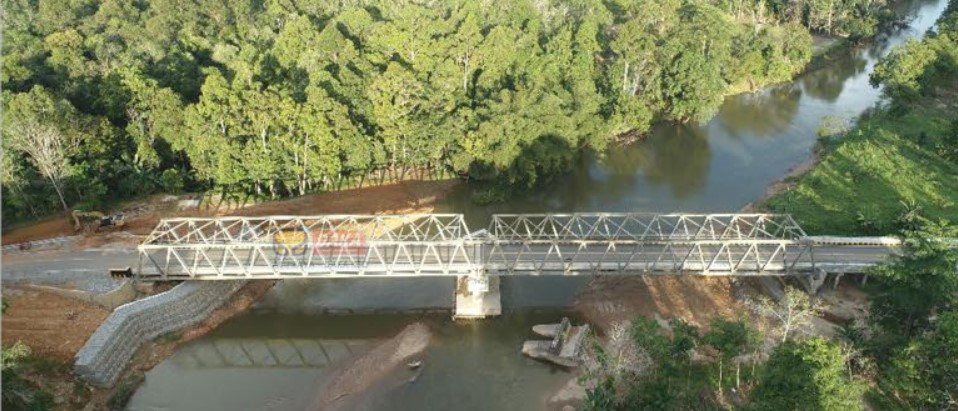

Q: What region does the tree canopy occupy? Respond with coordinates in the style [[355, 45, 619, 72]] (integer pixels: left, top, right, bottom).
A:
[[750, 337, 866, 411], [2, 0, 888, 219]]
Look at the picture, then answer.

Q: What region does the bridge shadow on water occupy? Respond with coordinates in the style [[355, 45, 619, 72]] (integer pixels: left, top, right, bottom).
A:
[[251, 274, 737, 328], [255, 276, 594, 314]]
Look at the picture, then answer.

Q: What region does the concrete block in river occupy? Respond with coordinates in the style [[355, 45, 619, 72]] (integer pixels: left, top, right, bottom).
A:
[[521, 318, 589, 368]]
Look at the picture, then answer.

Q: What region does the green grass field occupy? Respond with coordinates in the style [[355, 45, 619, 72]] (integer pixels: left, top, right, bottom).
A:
[[766, 98, 958, 235]]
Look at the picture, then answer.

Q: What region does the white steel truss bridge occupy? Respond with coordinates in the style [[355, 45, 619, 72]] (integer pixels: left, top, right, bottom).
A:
[[137, 213, 898, 280]]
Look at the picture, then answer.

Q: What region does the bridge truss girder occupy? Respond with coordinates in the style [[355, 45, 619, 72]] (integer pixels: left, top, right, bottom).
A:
[[139, 214, 482, 279], [490, 213, 806, 242], [139, 240, 483, 278], [144, 214, 472, 245], [137, 213, 820, 279], [483, 240, 815, 276]]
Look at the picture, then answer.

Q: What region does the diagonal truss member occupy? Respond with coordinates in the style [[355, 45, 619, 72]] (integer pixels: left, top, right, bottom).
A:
[[489, 213, 806, 241], [139, 214, 482, 279], [484, 213, 814, 276], [137, 213, 819, 279]]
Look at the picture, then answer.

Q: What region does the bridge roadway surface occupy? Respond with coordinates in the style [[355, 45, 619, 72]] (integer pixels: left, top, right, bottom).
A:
[[134, 214, 908, 280]]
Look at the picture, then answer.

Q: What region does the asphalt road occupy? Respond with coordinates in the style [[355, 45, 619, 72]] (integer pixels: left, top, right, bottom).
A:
[[2, 247, 139, 291]]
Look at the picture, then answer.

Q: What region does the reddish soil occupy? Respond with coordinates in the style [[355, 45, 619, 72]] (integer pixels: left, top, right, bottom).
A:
[[4, 178, 771, 408], [2, 288, 110, 361], [574, 276, 743, 330], [2, 180, 460, 246], [4, 281, 277, 411], [1, 180, 457, 410], [228, 180, 457, 217], [112, 180, 459, 236], [2, 216, 75, 245]]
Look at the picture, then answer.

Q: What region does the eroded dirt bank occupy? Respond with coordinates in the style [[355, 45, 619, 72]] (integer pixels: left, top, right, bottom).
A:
[[740, 147, 821, 213], [0, 147, 838, 411], [1, 288, 111, 361], [573, 276, 743, 330]]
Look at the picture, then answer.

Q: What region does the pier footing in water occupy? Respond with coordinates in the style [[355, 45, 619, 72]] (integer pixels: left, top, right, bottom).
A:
[[454, 275, 501, 319]]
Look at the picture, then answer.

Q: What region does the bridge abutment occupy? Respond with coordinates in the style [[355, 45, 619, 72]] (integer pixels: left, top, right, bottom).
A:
[[454, 275, 501, 319]]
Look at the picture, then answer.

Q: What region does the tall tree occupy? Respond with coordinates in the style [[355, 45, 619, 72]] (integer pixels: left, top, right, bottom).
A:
[[2, 87, 88, 211], [751, 337, 865, 411], [748, 286, 822, 343]]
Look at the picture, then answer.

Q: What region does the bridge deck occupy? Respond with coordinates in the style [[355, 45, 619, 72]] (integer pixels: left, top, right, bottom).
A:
[[138, 213, 899, 279]]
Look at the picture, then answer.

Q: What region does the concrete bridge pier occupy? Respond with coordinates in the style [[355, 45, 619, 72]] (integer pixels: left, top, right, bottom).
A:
[[797, 269, 828, 295], [454, 274, 501, 319]]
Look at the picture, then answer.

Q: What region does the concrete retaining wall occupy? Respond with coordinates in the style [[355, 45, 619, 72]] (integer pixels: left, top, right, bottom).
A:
[[74, 280, 246, 387]]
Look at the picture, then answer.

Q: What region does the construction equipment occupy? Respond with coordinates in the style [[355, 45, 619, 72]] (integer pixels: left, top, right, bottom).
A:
[[109, 267, 133, 279], [72, 210, 125, 233]]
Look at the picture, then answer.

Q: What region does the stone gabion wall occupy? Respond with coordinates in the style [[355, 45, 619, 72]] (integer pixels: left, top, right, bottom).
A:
[[74, 280, 247, 387]]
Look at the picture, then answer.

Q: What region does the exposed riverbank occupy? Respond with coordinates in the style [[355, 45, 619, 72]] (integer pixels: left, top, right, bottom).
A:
[[573, 276, 743, 330], [764, 79, 958, 234], [741, 147, 822, 213], [750, 2, 958, 225]]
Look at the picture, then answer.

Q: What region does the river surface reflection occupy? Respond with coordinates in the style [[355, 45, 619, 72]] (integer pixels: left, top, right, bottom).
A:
[[127, 1, 948, 409]]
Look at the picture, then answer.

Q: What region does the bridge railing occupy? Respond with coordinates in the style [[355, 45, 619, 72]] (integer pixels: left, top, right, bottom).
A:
[[804, 236, 902, 246]]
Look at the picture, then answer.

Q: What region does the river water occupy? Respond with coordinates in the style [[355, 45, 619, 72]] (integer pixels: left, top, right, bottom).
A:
[[127, 1, 948, 410]]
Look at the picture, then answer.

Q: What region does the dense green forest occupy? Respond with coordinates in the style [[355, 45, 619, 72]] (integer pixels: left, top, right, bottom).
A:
[[1, 0, 889, 219]]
